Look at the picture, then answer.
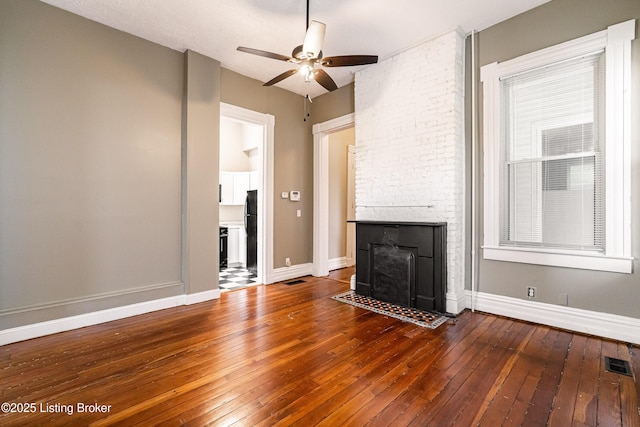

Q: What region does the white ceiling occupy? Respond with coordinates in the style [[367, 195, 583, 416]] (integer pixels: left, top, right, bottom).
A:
[[40, 0, 550, 98]]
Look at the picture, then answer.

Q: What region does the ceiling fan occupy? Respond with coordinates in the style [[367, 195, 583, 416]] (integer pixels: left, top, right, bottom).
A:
[[237, 0, 378, 92]]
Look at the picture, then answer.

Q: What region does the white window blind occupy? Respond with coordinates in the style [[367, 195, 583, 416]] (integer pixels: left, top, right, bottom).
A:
[[499, 52, 605, 251]]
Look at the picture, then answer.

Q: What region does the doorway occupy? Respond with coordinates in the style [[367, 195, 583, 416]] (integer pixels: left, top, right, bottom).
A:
[[219, 103, 275, 287], [327, 129, 356, 270], [312, 113, 355, 276]]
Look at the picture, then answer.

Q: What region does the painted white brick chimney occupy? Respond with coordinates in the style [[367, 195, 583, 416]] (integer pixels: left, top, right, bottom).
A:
[[354, 29, 466, 314]]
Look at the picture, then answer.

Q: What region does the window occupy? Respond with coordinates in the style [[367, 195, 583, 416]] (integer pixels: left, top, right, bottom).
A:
[[501, 54, 604, 251], [481, 20, 634, 273]]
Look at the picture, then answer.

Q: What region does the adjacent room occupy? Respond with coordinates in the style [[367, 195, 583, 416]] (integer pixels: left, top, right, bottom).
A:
[[1, 0, 638, 424]]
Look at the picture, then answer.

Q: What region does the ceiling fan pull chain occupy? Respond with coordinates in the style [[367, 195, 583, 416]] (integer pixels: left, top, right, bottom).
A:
[[303, 95, 308, 121], [303, 94, 312, 121]]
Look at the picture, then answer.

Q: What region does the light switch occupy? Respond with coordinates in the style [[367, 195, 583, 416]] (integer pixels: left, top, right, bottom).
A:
[[296, 210, 301, 217], [281, 192, 289, 199]]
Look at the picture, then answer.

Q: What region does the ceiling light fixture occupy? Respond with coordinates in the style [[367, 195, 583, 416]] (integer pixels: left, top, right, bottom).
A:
[[237, 0, 378, 121], [299, 64, 314, 81], [302, 20, 326, 59], [236, 0, 378, 93]]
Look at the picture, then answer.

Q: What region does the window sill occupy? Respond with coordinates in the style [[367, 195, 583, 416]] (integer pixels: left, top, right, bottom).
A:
[[482, 246, 633, 274]]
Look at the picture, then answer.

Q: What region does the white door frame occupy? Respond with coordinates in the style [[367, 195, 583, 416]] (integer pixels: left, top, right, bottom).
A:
[[220, 103, 275, 285], [312, 113, 355, 277], [346, 144, 356, 267]]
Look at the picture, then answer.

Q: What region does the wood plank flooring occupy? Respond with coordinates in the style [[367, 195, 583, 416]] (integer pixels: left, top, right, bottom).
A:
[[1, 268, 638, 426]]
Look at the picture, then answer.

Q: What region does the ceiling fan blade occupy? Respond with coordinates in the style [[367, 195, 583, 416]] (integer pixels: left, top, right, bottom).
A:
[[302, 20, 326, 58], [314, 69, 338, 92], [321, 55, 379, 67], [237, 46, 292, 62], [263, 69, 299, 86]]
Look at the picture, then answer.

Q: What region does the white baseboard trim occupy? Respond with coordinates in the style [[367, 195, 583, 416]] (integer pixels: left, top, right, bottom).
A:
[[328, 257, 348, 271], [269, 263, 314, 283], [446, 290, 467, 315], [466, 290, 640, 345], [184, 289, 220, 305], [0, 289, 220, 346]]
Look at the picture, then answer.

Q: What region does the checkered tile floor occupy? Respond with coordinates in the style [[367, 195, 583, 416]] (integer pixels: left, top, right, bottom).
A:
[[219, 267, 258, 291]]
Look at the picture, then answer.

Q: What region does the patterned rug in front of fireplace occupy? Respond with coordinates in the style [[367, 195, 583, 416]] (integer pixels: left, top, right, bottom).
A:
[[331, 291, 448, 329]]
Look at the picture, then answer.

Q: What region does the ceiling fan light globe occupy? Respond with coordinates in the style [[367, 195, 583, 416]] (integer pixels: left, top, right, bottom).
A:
[[302, 20, 326, 60], [299, 64, 314, 79]]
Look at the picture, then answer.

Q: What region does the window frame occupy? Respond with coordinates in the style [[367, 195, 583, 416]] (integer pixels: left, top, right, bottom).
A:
[[480, 20, 634, 274]]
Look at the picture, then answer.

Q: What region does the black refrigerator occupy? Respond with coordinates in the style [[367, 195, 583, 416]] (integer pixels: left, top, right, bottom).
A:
[[244, 190, 258, 275]]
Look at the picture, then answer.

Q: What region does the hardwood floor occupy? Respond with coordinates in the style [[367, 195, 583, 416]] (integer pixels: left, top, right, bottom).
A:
[[1, 268, 638, 426]]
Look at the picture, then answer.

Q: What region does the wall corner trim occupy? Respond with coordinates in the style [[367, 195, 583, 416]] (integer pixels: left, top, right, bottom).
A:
[[446, 291, 468, 315], [607, 19, 636, 44], [466, 290, 640, 345]]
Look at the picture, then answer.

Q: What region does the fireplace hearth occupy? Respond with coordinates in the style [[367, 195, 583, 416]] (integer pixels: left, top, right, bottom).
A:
[[355, 221, 447, 313]]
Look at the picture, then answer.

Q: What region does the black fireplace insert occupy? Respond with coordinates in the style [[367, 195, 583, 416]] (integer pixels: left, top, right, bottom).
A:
[[354, 221, 447, 313]]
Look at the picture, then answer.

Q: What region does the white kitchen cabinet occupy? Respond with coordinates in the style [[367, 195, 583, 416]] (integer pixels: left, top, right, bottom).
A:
[[220, 171, 253, 205], [233, 173, 250, 205], [220, 173, 235, 205], [228, 227, 239, 265], [226, 225, 246, 267]]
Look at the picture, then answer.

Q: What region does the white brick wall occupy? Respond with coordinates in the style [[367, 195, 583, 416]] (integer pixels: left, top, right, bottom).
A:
[[354, 29, 466, 312]]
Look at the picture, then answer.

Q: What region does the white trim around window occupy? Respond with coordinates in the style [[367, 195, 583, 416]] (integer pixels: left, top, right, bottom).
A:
[[480, 20, 635, 274]]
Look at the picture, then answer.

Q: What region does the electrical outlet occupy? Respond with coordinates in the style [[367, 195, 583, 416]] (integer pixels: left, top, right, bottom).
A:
[[285, 257, 291, 267], [527, 286, 536, 298]]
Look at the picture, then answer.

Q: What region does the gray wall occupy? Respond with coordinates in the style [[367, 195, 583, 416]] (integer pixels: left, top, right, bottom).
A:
[[472, 0, 640, 318], [310, 83, 355, 125], [0, 0, 188, 328], [183, 50, 221, 295], [1, 0, 353, 330]]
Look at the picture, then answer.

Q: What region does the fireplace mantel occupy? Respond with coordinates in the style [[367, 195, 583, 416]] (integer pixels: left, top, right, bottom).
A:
[[354, 221, 447, 313]]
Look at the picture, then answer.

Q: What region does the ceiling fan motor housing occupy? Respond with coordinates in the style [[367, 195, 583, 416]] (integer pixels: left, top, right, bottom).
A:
[[292, 45, 323, 60]]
